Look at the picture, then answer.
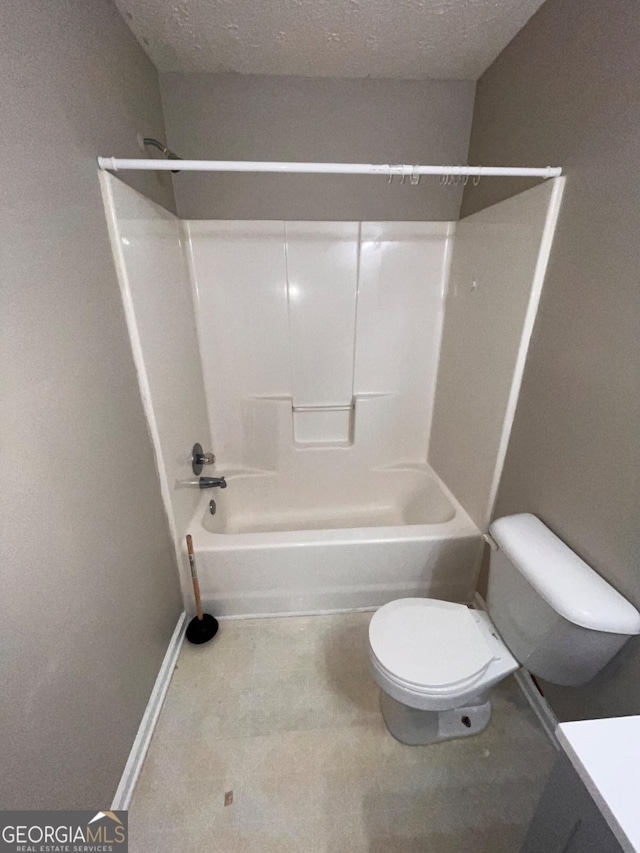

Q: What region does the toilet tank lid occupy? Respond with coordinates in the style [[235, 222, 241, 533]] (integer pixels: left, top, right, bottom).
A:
[[489, 514, 640, 635]]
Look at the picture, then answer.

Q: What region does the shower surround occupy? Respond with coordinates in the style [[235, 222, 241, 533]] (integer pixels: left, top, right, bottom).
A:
[[185, 219, 480, 613], [101, 173, 564, 615], [187, 221, 450, 472]]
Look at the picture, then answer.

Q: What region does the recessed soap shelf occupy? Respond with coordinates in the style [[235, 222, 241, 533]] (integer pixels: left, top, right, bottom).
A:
[[292, 402, 354, 446]]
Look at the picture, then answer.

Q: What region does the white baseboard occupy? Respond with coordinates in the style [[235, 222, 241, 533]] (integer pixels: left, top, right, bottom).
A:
[[111, 611, 187, 810], [472, 592, 560, 750], [217, 605, 379, 621]]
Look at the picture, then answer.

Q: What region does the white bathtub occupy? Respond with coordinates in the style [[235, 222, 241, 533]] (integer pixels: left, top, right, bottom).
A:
[[189, 465, 482, 617]]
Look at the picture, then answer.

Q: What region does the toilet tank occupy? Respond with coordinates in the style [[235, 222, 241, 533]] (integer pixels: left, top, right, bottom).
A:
[[486, 514, 640, 686]]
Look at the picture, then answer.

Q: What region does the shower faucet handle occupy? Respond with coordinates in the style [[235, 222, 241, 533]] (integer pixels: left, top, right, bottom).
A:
[[192, 442, 215, 475]]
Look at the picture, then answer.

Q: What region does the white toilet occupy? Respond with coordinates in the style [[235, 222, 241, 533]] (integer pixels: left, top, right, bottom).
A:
[[369, 513, 640, 745]]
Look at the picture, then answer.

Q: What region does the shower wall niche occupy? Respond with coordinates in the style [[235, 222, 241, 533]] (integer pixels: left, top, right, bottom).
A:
[[186, 221, 452, 474]]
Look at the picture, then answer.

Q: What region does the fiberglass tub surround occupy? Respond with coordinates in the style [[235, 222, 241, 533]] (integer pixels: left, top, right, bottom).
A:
[[184, 219, 484, 614], [186, 221, 451, 470], [102, 174, 565, 617]]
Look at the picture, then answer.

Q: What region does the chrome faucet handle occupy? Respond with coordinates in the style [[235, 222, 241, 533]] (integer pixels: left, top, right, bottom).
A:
[[192, 442, 216, 475]]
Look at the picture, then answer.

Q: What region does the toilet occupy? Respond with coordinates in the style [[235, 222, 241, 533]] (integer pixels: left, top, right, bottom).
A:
[[369, 513, 640, 745]]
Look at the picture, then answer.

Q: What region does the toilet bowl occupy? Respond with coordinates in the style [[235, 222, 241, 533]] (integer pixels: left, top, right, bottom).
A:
[[369, 513, 640, 746], [369, 598, 518, 744]]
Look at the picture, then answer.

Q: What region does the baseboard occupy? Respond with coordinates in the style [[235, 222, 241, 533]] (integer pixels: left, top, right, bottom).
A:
[[216, 605, 379, 621], [472, 592, 560, 750], [513, 668, 560, 749], [111, 611, 187, 810]]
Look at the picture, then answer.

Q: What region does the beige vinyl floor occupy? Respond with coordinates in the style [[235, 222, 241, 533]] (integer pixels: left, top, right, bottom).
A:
[[129, 611, 557, 852]]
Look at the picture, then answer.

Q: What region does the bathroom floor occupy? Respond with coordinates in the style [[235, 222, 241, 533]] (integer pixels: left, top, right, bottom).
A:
[[129, 612, 556, 852]]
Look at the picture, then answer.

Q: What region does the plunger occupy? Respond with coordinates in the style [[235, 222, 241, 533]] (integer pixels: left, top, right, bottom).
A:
[[185, 534, 218, 644]]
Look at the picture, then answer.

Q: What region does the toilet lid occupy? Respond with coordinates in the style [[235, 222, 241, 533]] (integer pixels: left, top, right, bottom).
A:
[[369, 599, 495, 690]]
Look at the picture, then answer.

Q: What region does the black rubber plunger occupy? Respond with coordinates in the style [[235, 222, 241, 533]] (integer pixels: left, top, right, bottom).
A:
[[185, 534, 218, 644]]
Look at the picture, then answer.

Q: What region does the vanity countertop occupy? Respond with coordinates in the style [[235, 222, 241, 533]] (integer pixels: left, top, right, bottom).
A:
[[557, 715, 640, 853]]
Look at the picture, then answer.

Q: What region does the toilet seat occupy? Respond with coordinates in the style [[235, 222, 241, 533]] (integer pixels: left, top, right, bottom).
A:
[[369, 598, 497, 693], [369, 649, 492, 697]]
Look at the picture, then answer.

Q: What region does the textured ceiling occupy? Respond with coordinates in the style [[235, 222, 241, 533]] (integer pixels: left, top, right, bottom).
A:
[[115, 0, 546, 81]]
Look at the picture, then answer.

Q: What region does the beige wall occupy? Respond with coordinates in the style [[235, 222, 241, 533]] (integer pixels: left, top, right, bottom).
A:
[[0, 0, 182, 808], [462, 0, 640, 720], [160, 73, 475, 220]]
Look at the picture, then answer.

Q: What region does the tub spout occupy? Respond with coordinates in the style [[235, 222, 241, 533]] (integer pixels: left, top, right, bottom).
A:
[[199, 476, 227, 489], [180, 476, 227, 489]]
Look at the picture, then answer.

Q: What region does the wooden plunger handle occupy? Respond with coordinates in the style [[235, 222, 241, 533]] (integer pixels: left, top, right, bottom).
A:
[[186, 534, 203, 621]]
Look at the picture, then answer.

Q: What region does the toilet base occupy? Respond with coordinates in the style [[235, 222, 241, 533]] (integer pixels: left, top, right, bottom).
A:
[[379, 690, 492, 745]]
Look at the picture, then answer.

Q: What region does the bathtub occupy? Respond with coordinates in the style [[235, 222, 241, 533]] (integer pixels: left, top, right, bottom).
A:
[[189, 465, 482, 617]]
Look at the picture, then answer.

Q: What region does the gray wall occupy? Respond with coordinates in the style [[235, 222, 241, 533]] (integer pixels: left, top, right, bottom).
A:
[[160, 73, 475, 220], [463, 0, 640, 721], [0, 0, 182, 808]]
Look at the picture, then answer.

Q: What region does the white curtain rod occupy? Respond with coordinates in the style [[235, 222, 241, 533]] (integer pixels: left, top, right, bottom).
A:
[[97, 157, 562, 179]]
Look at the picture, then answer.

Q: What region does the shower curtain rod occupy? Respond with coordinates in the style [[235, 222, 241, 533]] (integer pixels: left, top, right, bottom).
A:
[[97, 157, 562, 179]]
